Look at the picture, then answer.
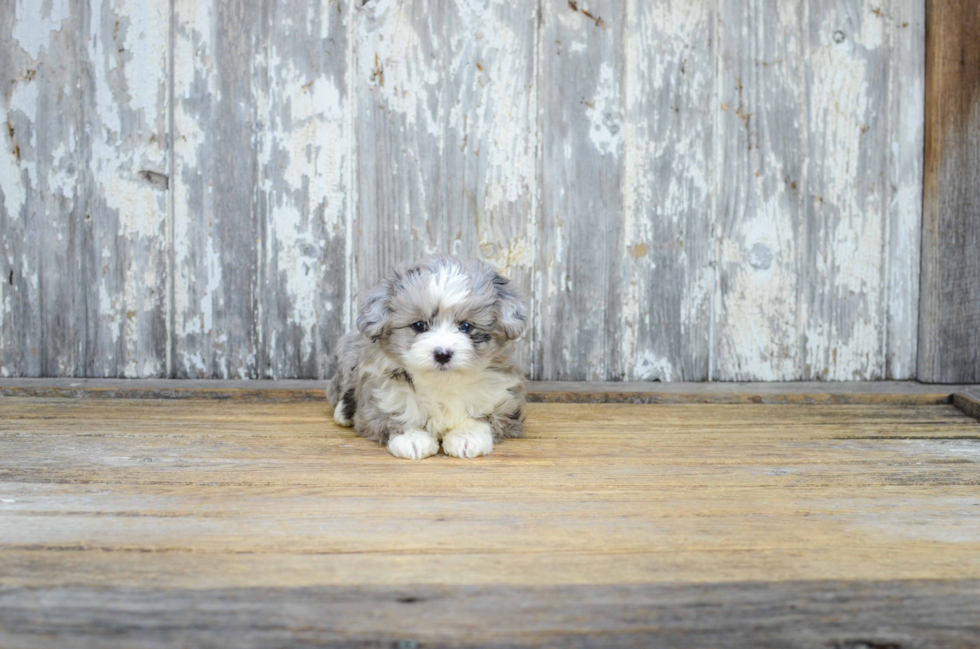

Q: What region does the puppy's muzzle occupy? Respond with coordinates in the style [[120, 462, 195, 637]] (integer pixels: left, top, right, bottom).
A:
[[434, 349, 453, 366]]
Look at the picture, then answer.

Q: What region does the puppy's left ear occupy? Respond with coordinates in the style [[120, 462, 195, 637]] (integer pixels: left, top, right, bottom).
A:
[[493, 273, 528, 341], [357, 277, 393, 342]]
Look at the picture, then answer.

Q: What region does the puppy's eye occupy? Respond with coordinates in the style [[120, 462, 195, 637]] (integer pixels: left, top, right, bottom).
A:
[[458, 322, 473, 334], [411, 321, 428, 333]]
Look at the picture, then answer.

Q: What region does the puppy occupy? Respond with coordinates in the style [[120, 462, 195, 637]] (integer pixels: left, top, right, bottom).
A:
[[327, 256, 528, 460]]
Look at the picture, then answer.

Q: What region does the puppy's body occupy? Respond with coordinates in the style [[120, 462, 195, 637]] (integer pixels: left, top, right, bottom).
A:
[[327, 256, 527, 459]]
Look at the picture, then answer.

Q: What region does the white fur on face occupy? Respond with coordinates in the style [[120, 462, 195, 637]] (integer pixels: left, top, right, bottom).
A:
[[429, 266, 471, 309], [404, 321, 477, 374], [400, 267, 479, 374]]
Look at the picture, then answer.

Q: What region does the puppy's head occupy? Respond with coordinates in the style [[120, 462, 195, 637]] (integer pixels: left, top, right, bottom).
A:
[[357, 256, 527, 375]]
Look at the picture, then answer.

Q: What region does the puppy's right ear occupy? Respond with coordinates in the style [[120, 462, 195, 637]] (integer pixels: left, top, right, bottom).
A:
[[356, 278, 392, 342], [492, 272, 529, 341]]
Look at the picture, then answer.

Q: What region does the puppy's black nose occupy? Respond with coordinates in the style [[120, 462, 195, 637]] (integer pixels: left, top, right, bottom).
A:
[[434, 349, 453, 365]]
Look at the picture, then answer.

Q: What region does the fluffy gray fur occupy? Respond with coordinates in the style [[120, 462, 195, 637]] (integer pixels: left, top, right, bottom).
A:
[[327, 256, 528, 459]]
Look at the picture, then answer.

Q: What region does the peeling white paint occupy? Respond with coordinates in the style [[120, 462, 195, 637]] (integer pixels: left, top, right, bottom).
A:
[[99, 279, 121, 345], [803, 1, 887, 380], [0, 0, 926, 381], [12, 0, 70, 60], [586, 63, 622, 156], [634, 350, 673, 382], [254, 2, 350, 376], [84, 0, 170, 378], [713, 2, 809, 382], [172, 0, 215, 356], [46, 140, 76, 199], [619, 0, 714, 380], [358, 0, 442, 137], [121, 4, 169, 133]]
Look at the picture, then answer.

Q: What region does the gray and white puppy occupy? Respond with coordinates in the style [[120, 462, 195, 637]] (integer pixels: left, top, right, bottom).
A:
[[327, 255, 528, 460]]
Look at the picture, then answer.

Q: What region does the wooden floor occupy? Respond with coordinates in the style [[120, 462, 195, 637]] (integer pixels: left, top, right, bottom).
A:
[[2, 393, 980, 647]]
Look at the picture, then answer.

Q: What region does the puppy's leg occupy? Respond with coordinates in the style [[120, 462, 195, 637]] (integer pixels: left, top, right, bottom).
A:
[[387, 428, 439, 460], [355, 413, 438, 460], [332, 387, 356, 427], [327, 330, 362, 427], [442, 418, 494, 459], [484, 407, 524, 441]]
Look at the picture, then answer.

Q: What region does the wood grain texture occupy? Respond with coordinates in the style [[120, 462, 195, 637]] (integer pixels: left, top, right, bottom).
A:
[[172, 0, 349, 380], [171, 0, 262, 379], [1, 0, 79, 377], [79, 0, 171, 378], [0, 0, 172, 379], [714, 0, 807, 381], [887, 0, 925, 380], [536, 0, 626, 381], [1, 397, 979, 645], [918, 0, 980, 383], [0, 0, 37, 376], [953, 390, 980, 422], [715, 0, 925, 382], [1, 0, 929, 381], [256, 0, 349, 380], [353, 0, 537, 366], [620, 0, 715, 381], [803, 0, 896, 381], [2, 581, 979, 649]]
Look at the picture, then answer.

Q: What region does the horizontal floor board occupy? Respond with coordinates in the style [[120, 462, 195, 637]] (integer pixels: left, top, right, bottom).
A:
[[1, 581, 978, 649], [2, 393, 979, 646]]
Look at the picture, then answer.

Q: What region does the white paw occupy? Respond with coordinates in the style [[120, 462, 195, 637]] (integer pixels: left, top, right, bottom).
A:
[[333, 401, 352, 427], [442, 422, 494, 459], [387, 430, 439, 460]]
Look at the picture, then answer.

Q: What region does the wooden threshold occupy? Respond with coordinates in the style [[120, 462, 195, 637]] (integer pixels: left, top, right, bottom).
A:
[[0, 377, 976, 402], [2, 379, 979, 421]]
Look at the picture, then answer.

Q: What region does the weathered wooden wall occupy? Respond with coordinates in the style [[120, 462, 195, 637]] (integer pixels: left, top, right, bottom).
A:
[[918, 0, 980, 384], [0, 0, 925, 381]]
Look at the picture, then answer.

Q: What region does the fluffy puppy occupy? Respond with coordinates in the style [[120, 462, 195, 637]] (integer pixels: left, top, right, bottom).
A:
[[327, 256, 528, 460]]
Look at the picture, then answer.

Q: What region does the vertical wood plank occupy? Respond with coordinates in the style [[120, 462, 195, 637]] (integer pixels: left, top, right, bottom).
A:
[[714, 0, 807, 381], [621, 0, 715, 381], [0, 0, 38, 376], [172, 0, 262, 379], [886, 0, 924, 379], [714, 0, 920, 382], [353, 0, 538, 369], [0, 0, 79, 377], [802, 1, 893, 380], [536, 0, 625, 381], [918, 0, 980, 383], [78, 0, 170, 377], [256, 0, 349, 379]]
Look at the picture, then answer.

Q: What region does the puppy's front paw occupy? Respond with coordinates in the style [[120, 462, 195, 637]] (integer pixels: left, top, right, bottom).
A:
[[442, 422, 494, 459], [387, 430, 439, 460], [333, 401, 352, 427]]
